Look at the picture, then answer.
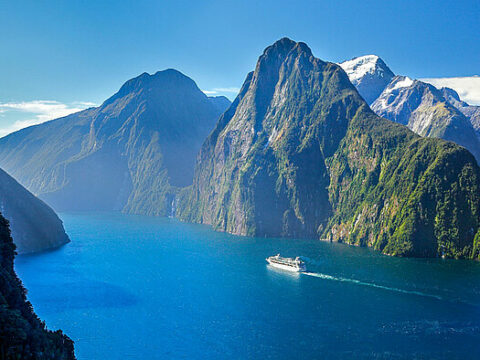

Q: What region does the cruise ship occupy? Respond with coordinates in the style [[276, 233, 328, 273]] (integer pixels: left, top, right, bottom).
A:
[[266, 254, 306, 272]]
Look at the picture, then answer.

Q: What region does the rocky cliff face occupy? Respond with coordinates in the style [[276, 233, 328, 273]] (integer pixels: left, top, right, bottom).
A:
[[0, 214, 75, 358], [0, 168, 69, 254], [178, 38, 480, 259], [371, 76, 480, 163], [0, 69, 227, 216], [339, 55, 394, 105]]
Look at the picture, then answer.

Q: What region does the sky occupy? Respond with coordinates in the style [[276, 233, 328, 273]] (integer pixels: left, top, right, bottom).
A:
[[0, 0, 479, 136]]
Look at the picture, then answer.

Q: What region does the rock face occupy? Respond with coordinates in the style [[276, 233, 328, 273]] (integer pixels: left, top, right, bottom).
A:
[[178, 38, 480, 260], [441, 87, 480, 139], [0, 214, 75, 358], [0, 69, 226, 215], [371, 76, 480, 163], [0, 167, 69, 254], [339, 55, 394, 104]]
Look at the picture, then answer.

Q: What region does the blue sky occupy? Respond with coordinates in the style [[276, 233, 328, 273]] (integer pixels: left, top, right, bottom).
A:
[[0, 0, 479, 135]]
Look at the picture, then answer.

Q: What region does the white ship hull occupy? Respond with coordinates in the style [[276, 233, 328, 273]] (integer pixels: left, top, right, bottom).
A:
[[267, 258, 305, 272]]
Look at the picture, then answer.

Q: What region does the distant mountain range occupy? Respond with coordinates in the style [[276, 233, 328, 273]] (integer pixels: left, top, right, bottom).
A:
[[0, 69, 230, 215], [178, 38, 480, 259], [340, 55, 480, 163]]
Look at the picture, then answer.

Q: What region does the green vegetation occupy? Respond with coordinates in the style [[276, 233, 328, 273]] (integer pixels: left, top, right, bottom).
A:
[[178, 38, 480, 259], [326, 113, 480, 258], [0, 215, 75, 359]]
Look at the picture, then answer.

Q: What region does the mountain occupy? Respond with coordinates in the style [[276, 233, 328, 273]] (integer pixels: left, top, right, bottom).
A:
[[0, 69, 225, 215], [178, 38, 480, 260], [208, 96, 231, 114], [0, 214, 75, 358], [0, 167, 69, 254], [441, 87, 480, 139], [338, 55, 394, 104], [340, 55, 480, 164], [421, 76, 480, 108], [371, 76, 480, 162]]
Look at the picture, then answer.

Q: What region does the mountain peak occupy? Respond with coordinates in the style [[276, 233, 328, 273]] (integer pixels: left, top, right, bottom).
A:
[[339, 54, 395, 104], [105, 68, 201, 107], [126, 68, 193, 88], [339, 55, 394, 82], [263, 37, 296, 54], [261, 38, 313, 60], [441, 86, 462, 102]]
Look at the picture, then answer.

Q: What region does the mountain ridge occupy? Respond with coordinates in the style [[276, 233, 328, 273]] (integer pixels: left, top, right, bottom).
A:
[[341, 55, 480, 164], [371, 75, 480, 163]]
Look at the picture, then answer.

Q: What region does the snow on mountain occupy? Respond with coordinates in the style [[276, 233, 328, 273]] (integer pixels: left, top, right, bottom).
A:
[[340, 55, 382, 82], [371, 75, 480, 162], [387, 76, 414, 92], [338, 55, 395, 104]]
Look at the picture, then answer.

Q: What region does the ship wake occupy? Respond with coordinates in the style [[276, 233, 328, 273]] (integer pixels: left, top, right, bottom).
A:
[[303, 272, 444, 301]]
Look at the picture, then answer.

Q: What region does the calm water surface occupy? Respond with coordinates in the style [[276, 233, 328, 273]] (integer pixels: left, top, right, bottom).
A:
[[15, 212, 480, 359]]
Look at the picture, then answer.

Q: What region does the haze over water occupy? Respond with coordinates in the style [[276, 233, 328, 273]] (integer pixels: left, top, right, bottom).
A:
[[15, 212, 480, 359]]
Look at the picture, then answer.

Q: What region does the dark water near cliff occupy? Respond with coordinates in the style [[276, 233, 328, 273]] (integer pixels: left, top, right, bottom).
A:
[[15, 212, 480, 359]]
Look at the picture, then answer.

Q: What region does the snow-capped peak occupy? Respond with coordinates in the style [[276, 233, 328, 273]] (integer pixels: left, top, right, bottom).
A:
[[339, 55, 387, 82], [338, 55, 395, 105]]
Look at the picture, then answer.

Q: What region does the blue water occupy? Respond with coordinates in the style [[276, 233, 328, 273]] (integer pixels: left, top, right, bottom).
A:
[[15, 212, 480, 359]]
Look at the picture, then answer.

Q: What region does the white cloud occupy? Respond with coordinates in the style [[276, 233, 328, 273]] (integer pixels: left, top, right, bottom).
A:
[[72, 101, 97, 107], [202, 90, 218, 95], [0, 100, 96, 138], [202, 87, 240, 97], [421, 76, 480, 106], [212, 87, 240, 93]]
